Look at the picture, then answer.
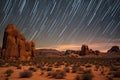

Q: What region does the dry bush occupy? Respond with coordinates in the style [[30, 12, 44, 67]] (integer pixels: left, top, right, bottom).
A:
[[46, 67, 52, 71], [74, 75, 82, 80], [82, 73, 93, 80], [17, 65, 22, 69], [94, 65, 99, 71], [85, 64, 92, 68], [5, 69, 14, 77], [80, 69, 93, 80], [75, 70, 93, 80], [64, 67, 70, 73], [77, 67, 84, 74], [29, 67, 37, 72], [40, 71, 44, 75], [5, 77, 9, 80], [19, 70, 32, 78], [0, 59, 5, 67], [47, 70, 66, 79], [113, 71, 120, 78]]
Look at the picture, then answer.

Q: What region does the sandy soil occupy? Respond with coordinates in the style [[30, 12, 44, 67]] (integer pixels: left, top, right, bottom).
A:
[[0, 64, 120, 80]]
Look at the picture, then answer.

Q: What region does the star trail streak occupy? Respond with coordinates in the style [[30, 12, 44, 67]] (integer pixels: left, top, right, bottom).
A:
[[0, 0, 120, 51]]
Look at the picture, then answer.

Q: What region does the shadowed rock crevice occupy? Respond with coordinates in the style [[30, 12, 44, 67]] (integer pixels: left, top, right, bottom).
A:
[[2, 24, 35, 61]]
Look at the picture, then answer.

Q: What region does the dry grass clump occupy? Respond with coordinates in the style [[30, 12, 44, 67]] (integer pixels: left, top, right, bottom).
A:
[[28, 67, 37, 72], [46, 67, 52, 71], [19, 70, 32, 78], [82, 72, 93, 80], [5, 77, 9, 80], [5, 69, 14, 77], [77, 67, 85, 74], [64, 67, 70, 73], [74, 75, 82, 80], [0, 59, 5, 67], [113, 71, 120, 78], [16, 65, 22, 69], [47, 70, 66, 79], [75, 69, 93, 80], [85, 64, 92, 68]]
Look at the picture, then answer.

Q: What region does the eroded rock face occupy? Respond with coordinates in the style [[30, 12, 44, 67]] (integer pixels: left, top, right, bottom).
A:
[[2, 24, 35, 61]]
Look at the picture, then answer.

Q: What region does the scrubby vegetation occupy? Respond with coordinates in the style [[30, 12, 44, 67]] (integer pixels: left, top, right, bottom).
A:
[[47, 70, 66, 79], [0, 56, 120, 80], [5, 69, 14, 77], [19, 70, 32, 78]]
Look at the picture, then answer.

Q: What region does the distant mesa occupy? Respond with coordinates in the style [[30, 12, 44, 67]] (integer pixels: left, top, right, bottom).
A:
[[1, 24, 35, 61], [36, 49, 63, 57]]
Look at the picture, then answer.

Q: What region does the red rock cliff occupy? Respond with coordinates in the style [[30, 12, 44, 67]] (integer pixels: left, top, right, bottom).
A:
[[2, 24, 35, 61]]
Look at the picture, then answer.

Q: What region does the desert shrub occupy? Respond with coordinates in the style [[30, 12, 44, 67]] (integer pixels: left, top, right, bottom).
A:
[[82, 71, 93, 80], [85, 64, 92, 68], [36, 65, 41, 68], [82, 73, 93, 80], [19, 70, 32, 78], [75, 75, 82, 80], [39, 66, 46, 71], [17, 66, 22, 69], [54, 63, 60, 68], [5, 77, 9, 80], [110, 66, 119, 71], [46, 67, 52, 71], [64, 67, 70, 73], [22, 61, 30, 66], [29, 67, 37, 72], [3, 63, 10, 67], [106, 75, 113, 80], [9, 61, 19, 67], [40, 71, 44, 75], [113, 71, 120, 78], [94, 65, 99, 71], [5, 69, 14, 77], [72, 68, 77, 73], [77, 67, 85, 74], [72, 66, 77, 73], [47, 70, 66, 79], [0, 59, 5, 67]]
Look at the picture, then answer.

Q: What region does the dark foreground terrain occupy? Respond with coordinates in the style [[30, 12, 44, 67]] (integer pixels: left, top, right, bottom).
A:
[[0, 56, 120, 80]]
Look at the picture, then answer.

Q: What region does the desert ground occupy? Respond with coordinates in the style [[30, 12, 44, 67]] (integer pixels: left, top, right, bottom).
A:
[[0, 56, 120, 80]]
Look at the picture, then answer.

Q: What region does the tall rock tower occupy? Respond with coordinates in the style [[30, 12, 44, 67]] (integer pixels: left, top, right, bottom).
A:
[[2, 24, 35, 61]]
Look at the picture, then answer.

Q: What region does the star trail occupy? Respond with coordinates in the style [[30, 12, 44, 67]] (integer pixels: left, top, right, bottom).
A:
[[0, 0, 120, 51]]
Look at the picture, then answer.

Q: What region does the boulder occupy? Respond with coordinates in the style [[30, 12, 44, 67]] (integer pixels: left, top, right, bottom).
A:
[[107, 46, 120, 53]]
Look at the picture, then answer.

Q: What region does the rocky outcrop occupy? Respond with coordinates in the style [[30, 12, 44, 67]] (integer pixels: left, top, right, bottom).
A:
[[2, 24, 35, 61], [107, 46, 120, 53], [79, 44, 89, 55], [64, 50, 76, 55]]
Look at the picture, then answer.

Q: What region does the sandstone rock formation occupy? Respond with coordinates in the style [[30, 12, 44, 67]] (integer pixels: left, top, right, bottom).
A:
[[79, 44, 89, 55], [107, 46, 120, 53], [2, 24, 35, 61]]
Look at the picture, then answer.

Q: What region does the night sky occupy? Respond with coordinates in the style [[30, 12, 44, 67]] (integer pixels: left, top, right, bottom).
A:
[[0, 0, 120, 51]]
